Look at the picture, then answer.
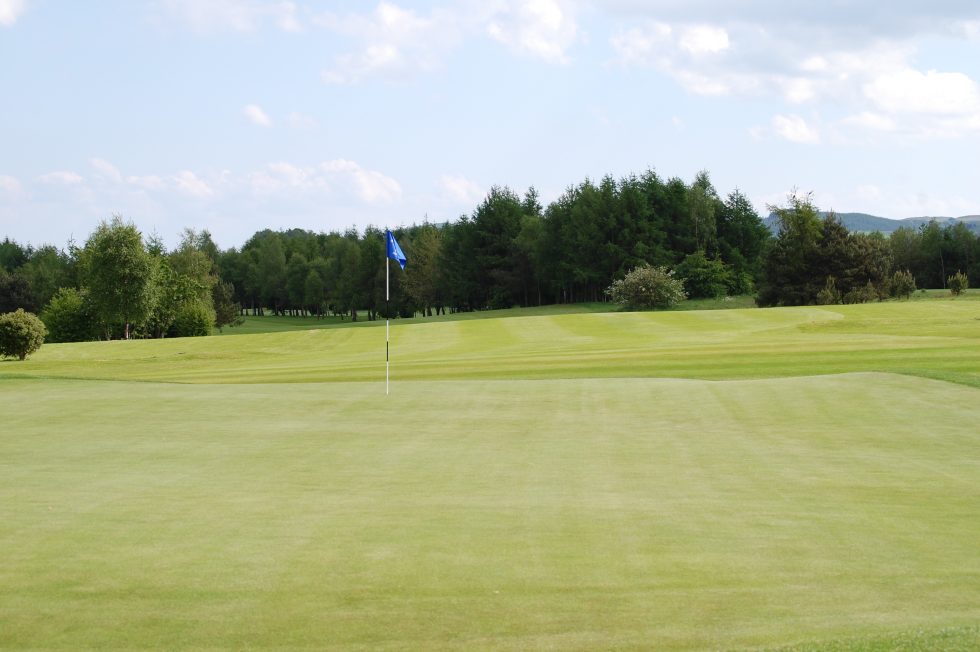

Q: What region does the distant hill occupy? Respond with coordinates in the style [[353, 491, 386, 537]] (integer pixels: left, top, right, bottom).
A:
[[763, 212, 980, 234]]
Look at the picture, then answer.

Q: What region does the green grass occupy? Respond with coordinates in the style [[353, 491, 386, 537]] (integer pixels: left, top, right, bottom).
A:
[[9, 300, 980, 388], [909, 288, 979, 301], [220, 292, 973, 337], [760, 625, 979, 651], [1, 299, 978, 650], [218, 302, 618, 335], [217, 297, 760, 336], [217, 313, 351, 334]]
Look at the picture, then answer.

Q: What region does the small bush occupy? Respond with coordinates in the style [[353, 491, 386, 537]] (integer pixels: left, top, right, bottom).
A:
[[606, 265, 686, 310], [815, 276, 841, 305], [675, 251, 730, 299], [169, 300, 216, 337], [725, 270, 754, 297], [948, 271, 969, 296], [0, 309, 47, 360], [889, 269, 916, 300], [843, 281, 879, 304]]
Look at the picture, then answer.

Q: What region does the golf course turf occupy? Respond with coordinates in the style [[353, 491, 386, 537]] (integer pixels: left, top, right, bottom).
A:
[[1, 298, 978, 649]]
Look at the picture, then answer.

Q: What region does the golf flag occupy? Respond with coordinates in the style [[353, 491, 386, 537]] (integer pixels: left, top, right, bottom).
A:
[[386, 230, 407, 270]]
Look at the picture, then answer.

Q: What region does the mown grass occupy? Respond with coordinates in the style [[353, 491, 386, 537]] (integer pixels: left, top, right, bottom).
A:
[[759, 625, 979, 651], [217, 296, 758, 336], [1, 298, 978, 650], [9, 300, 980, 389], [2, 374, 978, 650], [219, 291, 973, 337]]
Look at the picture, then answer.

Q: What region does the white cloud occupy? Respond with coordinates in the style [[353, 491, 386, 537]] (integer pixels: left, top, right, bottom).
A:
[[486, 0, 579, 63], [611, 21, 743, 94], [39, 171, 84, 185], [678, 25, 729, 55], [800, 55, 828, 72], [319, 2, 460, 83], [611, 21, 907, 101], [772, 114, 820, 144], [609, 22, 672, 66], [248, 159, 401, 204], [609, 9, 980, 139], [126, 175, 167, 191], [323, 159, 401, 203], [249, 161, 326, 194], [864, 68, 980, 115], [782, 77, 816, 104], [0, 0, 26, 27], [441, 174, 485, 205], [600, 2, 980, 42], [318, 1, 580, 84], [842, 111, 897, 131], [243, 103, 272, 127], [90, 158, 123, 183], [173, 170, 214, 198], [160, 0, 301, 33]]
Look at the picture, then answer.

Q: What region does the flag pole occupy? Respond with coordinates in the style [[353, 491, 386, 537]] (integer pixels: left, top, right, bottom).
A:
[[384, 228, 405, 396], [386, 249, 390, 396]]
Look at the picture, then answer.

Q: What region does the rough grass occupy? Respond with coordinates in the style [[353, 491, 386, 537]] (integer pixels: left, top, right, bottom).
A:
[[1, 299, 978, 650]]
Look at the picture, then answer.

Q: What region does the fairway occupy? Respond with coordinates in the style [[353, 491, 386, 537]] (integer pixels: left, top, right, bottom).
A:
[[2, 301, 979, 650]]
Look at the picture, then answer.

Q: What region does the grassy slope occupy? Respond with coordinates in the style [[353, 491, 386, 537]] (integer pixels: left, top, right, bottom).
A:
[[216, 292, 964, 338], [219, 302, 617, 335], [6, 300, 980, 388], [1, 298, 979, 650]]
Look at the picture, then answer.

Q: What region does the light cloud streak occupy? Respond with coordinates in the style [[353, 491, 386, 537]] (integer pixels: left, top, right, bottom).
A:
[[441, 174, 485, 204], [243, 104, 273, 127], [159, 0, 301, 33], [772, 114, 820, 144], [39, 171, 84, 185]]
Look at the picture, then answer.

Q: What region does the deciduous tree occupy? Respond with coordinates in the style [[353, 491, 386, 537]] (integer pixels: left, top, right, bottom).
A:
[[84, 217, 155, 339]]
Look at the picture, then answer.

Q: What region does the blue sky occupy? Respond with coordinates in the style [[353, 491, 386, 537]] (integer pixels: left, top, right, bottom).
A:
[[2, 1, 979, 250]]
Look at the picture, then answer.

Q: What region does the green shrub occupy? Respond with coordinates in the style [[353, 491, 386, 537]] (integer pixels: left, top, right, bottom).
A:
[[606, 265, 686, 310], [725, 270, 754, 297], [41, 287, 100, 342], [0, 309, 47, 360], [948, 271, 969, 296], [169, 300, 215, 337], [815, 276, 841, 305], [675, 250, 730, 299], [889, 269, 916, 300], [842, 281, 878, 304]]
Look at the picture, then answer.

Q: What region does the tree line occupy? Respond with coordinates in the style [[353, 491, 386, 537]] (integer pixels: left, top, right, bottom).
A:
[[758, 193, 977, 306], [1, 169, 978, 343]]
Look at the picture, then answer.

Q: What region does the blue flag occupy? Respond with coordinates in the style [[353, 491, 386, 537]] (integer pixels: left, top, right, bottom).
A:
[[386, 230, 407, 270]]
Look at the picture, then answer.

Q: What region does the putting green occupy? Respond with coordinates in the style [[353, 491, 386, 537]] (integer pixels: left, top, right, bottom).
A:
[[1, 301, 978, 649]]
